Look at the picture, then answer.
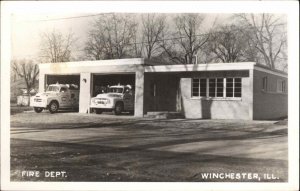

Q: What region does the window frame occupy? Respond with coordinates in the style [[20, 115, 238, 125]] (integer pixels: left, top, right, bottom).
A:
[[262, 76, 268, 91], [192, 78, 207, 98], [191, 77, 242, 100], [277, 79, 286, 93]]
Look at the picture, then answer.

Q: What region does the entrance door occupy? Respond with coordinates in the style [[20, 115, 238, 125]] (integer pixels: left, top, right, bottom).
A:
[[150, 82, 158, 111], [146, 74, 180, 112]]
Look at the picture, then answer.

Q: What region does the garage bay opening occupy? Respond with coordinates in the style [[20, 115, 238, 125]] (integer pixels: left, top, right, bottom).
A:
[[91, 74, 136, 115]]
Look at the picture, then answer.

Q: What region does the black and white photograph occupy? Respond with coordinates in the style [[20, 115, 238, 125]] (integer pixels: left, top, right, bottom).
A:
[[1, 1, 299, 191]]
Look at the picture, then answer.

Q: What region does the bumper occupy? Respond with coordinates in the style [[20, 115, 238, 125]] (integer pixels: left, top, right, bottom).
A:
[[30, 103, 48, 108], [30, 99, 48, 108], [90, 103, 114, 109]]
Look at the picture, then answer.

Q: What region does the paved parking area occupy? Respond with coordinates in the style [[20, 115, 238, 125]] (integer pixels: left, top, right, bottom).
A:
[[10, 112, 288, 182]]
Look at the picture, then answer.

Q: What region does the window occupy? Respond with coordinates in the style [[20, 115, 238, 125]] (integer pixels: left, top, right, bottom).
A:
[[208, 79, 216, 97], [226, 78, 234, 97], [234, 78, 242, 97], [216, 78, 224, 97], [282, 81, 286, 93], [108, 87, 123, 93], [200, 79, 207, 97], [47, 85, 60, 92], [60, 87, 67, 92], [192, 79, 200, 97], [192, 78, 242, 98], [262, 77, 268, 91], [277, 80, 286, 93], [192, 79, 207, 97]]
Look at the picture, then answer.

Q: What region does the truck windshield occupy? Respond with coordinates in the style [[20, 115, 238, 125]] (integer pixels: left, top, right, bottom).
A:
[[108, 87, 124, 93], [46, 86, 60, 92]]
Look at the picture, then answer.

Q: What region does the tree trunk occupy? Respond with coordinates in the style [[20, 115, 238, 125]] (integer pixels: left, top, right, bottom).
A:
[[27, 88, 31, 106]]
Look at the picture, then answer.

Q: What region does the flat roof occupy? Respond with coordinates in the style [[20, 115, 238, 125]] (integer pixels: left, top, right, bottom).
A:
[[39, 58, 146, 68], [145, 62, 256, 72], [39, 58, 287, 77]]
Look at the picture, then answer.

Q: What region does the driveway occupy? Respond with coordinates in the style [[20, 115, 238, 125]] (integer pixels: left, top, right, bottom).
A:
[[10, 112, 288, 182]]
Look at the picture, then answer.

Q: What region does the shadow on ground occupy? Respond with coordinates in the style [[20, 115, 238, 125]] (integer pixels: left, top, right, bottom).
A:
[[10, 113, 288, 182], [11, 138, 287, 182]]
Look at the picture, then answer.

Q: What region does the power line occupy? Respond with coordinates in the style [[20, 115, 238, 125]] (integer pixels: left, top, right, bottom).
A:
[[18, 13, 115, 23]]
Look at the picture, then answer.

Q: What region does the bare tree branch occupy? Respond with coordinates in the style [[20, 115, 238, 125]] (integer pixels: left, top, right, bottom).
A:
[[11, 59, 39, 105], [85, 14, 138, 60], [39, 29, 76, 63], [161, 14, 210, 64], [141, 14, 167, 59], [235, 13, 287, 69]]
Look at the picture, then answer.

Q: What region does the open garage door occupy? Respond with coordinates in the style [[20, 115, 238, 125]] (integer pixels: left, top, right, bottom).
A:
[[92, 74, 135, 97], [45, 75, 80, 89]]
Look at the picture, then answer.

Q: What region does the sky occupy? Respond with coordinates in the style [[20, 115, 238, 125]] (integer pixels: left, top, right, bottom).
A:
[[11, 12, 227, 62], [11, 13, 95, 60], [7, 1, 289, 63]]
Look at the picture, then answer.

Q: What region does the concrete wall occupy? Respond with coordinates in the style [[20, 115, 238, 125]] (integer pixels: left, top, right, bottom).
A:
[[180, 70, 253, 119], [134, 69, 144, 117], [79, 73, 91, 113], [253, 70, 288, 120], [39, 71, 45, 93], [39, 60, 145, 116], [41, 60, 288, 120]]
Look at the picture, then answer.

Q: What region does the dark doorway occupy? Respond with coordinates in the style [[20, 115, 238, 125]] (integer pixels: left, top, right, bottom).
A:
[[45, 75, 80, 89], [92, 74, 135, 97]]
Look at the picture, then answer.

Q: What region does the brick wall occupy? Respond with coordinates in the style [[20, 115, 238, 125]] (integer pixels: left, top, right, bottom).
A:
[[180, 70, 253, 119], [253, 70, 288, 120]]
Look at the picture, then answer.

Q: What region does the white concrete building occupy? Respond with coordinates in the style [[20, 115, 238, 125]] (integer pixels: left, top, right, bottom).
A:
[[38, 58, 288, 119]]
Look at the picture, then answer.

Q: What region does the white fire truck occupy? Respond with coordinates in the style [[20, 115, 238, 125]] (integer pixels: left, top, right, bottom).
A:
[[30, 84, 79, 113], [90, 85, 134, 115]]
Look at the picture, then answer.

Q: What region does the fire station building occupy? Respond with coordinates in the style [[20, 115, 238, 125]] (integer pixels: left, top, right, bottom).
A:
[[38, 58, 288, 120]]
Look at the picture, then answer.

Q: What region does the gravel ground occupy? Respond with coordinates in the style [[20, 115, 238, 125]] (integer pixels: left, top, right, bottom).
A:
[[10, 112, 288, 182]]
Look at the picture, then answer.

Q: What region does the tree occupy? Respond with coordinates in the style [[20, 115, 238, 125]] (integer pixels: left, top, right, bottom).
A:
[[141, 14, 166, 59], [85, 14, 138, 60], [206, 24, 248, 63], [40, 29, 75, 63], [236, 13, 287, 69], [161, 14, 211, 64], [12, 59, 39, 105], [85, 29, 106, 60]]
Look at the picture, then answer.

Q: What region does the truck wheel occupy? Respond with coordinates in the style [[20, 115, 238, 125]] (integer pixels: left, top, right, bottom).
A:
[[49, 101, 59, 114], [114, 102, 123, 115], [95, 109, 103, 114], [34, 107, 43, 113]]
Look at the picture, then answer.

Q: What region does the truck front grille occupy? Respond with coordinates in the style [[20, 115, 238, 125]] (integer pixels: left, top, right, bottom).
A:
[[95, 98, 108, 104]]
